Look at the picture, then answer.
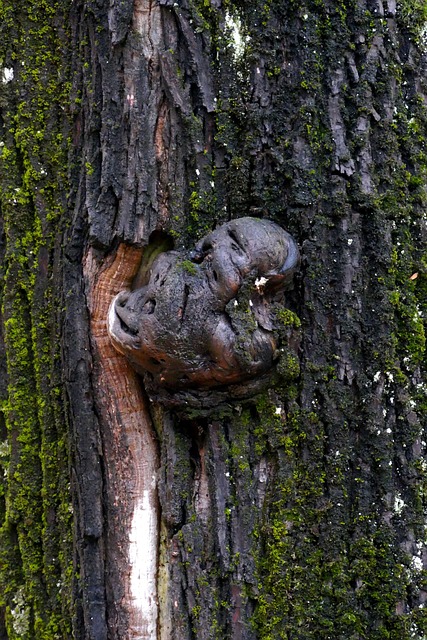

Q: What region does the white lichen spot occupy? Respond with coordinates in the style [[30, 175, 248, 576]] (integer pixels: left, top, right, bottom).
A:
[[373, 371, 381, 382], [421, 23, 427, 51], [255, 276, 268, 292], [412, 556, 423, 572], [0, 440, 9, 457], [225, 11, 248, 59], [394, 493, 405, 515], [347, 238, 353, 245], [2, 67, 14, 83], [275, 407, 282, 415], [10, 588, 30, 636]]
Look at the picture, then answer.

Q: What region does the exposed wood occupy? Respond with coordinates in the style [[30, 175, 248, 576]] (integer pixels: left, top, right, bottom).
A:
[[84, 244, 160, 638]]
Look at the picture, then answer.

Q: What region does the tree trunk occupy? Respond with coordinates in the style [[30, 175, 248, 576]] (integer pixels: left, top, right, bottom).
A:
[[1, 0, 427, 639]]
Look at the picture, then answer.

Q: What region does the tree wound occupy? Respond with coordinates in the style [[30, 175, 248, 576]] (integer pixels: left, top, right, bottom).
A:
[[107, 218, 300, 404]]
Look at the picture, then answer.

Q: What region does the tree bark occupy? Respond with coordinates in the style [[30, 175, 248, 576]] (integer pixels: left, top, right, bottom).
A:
[[1, 0, 427, 639]]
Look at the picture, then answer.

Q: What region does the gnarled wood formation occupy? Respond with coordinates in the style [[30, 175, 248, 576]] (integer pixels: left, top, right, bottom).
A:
[[84, 244, 159, 639], [108, 218, 300, 404]]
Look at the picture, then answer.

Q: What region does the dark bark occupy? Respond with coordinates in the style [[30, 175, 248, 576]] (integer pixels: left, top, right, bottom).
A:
[[1, 0, 427, 639]]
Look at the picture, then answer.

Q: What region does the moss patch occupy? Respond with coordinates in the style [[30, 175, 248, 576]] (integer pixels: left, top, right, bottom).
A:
[[0, 0, 73, 637]]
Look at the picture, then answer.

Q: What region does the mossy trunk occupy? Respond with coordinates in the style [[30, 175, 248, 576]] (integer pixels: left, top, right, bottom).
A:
[[1, 0, 427, 638]]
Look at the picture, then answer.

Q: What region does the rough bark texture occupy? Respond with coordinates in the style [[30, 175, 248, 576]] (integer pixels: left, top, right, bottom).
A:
[[1, 0, 427, 639]]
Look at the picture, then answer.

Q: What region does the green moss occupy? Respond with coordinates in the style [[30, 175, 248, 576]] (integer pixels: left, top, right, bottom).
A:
[[276, 348, 300, 381], [251, 403, 427, 639], [397, 0, 427, 39], [178, 259, 198, 276], [275, 307, 301, 329], [0, 0, 73, 637]]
